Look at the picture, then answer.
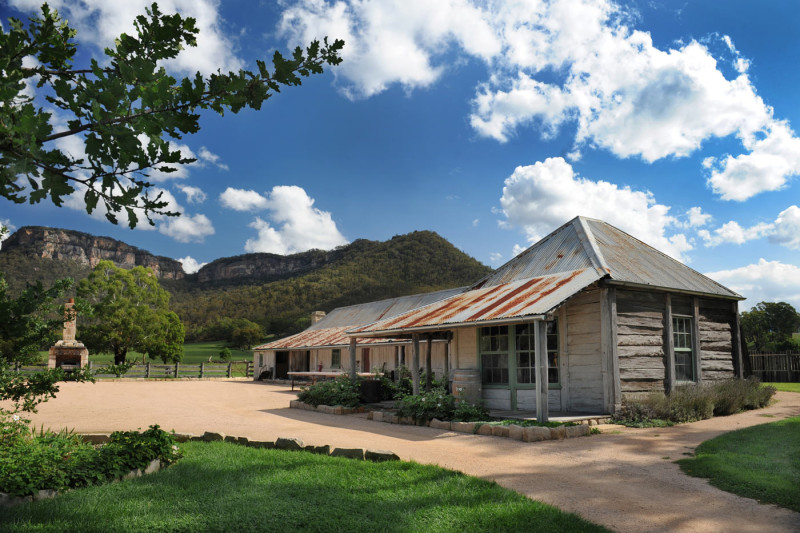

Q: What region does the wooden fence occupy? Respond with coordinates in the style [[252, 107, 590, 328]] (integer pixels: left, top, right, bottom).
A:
[[10, 361, 253, 379], [748, 352, 800, 382]]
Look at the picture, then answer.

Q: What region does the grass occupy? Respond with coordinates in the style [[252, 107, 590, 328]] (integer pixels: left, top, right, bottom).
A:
[[37, 342, 254, 377], [0, 442, 608, 533], [763, 382, 800, 393], [677, 416, 800, 512]]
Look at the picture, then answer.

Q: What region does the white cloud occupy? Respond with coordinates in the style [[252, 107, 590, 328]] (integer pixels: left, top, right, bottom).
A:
[[159, 213, 215, 243], [9, 0, 244, 75], [177, 185, 207, 204], [706, 259, 800, 311], [698, 205, 800, 249], [198, 147, 229, 171], [0, 219, 15, 249], [280, 0, 499, 99], [489, 252, 503, 264], [177, 256, 207, 274], [244, 185, 348, 254], [472, 218, 479, 227], [685, 207, 711, 228], [768, 205, 800, 250], [280, 0, 800, 200], [219, 188, 270, 211], [499, 157, 692, 261], [698, 220, 774, 247], [512, 244, 526, 257]]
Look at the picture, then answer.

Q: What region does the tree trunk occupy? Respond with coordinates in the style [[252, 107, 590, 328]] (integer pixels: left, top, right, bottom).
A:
[[114, 347, 127, 366]]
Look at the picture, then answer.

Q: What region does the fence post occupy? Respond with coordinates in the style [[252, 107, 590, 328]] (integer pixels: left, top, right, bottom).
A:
[[247, 361, 252, 378], [227, 362, 232, 378], [175, 362, 180, 378], [146, 362, 150, 378], [200, 362, 205, 378], [14, 361, 20, 373]]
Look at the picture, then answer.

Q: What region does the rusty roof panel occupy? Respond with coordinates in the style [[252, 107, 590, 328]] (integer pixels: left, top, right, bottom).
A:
[[351, 269, 601, 335], [584, 219, 741, 298], [254, 287, 464, 350]]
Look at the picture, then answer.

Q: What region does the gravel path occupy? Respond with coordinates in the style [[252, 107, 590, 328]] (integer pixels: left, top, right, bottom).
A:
[[24, 381, 800, 533]]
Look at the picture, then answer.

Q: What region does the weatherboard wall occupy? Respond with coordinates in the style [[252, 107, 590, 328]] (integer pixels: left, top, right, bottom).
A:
[[564, 286, 605, 413]]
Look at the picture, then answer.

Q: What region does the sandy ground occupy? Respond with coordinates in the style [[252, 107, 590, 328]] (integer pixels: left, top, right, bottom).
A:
[[21, 380, 800, 533]]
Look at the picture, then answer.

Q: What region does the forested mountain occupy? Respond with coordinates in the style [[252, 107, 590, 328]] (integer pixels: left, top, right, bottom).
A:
[[0, 227, 491, 340]]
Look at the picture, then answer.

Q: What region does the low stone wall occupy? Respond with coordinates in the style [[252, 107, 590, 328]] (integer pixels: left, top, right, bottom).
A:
[[289, 400, 594, 443]]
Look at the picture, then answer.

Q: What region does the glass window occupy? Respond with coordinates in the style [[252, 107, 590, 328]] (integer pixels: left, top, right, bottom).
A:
[[331, 348, 341, 369], [480, 326, 509, 384], [515, 324, 535, 384], [673, 316, 695, 381], [513, 320, 559, 384]]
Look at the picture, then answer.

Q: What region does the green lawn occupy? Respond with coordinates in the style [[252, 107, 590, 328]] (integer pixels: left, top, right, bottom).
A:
[[0, 441, 608, 533], [677, 416, 800, 512], [764, 382, 800, 393]]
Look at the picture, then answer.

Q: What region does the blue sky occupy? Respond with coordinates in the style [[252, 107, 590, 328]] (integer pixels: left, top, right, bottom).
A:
[[2, 0, 800, 311]]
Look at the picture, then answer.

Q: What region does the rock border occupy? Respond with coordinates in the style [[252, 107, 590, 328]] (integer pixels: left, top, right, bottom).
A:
[[289, 400, 596, 443], [0, 457, 164, 508], [1, 430, 401, 509]]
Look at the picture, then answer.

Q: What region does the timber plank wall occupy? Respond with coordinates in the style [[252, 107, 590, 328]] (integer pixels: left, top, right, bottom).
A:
[[615, 290, 737, 397]]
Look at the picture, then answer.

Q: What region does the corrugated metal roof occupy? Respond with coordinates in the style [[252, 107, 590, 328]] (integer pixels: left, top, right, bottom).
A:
[[583, 219, 741, 298], [350, 269, 601, 336], [254, 287, 464, 350], [473, 216, 740, 299]]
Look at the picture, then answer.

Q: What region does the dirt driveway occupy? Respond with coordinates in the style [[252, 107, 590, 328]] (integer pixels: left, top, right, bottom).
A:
[[24, 380, 800, 533]]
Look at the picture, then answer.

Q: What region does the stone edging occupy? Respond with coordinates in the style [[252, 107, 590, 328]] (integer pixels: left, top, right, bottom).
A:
[[177, 431, 400, 462], [1, 430, 399, 509], [289, 400, 594, 443], [0, 455, 163, 508]]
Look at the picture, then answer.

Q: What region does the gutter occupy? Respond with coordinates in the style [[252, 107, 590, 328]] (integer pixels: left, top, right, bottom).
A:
[[601, 279, 744, 301], [347, 313, 547, 338]]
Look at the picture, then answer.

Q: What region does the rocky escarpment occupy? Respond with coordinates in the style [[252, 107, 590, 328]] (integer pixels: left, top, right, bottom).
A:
[[3, 226, 185, 279], [193, 249, 336, 283]]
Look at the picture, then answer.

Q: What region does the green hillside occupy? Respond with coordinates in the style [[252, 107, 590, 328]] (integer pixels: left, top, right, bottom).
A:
[[166, 231, 491, 340], [0, 229, 491, 341]]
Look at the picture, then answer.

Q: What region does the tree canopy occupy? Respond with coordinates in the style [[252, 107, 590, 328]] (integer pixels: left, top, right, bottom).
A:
[[77, 260, 184, 364], [740, 301, 800, 352], [0, 3, 343, 227]]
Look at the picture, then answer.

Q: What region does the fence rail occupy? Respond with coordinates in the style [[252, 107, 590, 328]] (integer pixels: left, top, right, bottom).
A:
[[749, 352, 800, 382], [10, 361, 253, 379]]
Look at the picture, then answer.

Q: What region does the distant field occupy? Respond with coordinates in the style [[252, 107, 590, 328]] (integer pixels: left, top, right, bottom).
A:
[[764, 382, 800, 393], [37, 342, 255, 377]]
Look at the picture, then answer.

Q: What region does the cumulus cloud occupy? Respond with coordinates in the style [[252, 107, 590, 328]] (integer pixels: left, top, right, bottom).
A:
[[280, 0, 499, 99], [9, 0, 244, 75], [177, 256, 208, 274], [159, 213, 215, 243], [489, 252, 503, 264], [219, 188, 270, 211], [177, 185, 207, 204], [280, 0, 800, 200], [698, 205, 800, 249], [685, 207, 711, 228], [499, 157, 692, 260], [197, 147, 229, 171], [706, 259, 800, 310], [243, 186, 348, 254]]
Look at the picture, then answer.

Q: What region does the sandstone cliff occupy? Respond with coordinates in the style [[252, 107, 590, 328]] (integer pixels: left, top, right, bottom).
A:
[[3, 226, 185, 279]]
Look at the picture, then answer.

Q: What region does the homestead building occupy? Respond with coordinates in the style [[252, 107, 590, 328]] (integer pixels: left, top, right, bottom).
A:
[[255, 216, 744, 416]]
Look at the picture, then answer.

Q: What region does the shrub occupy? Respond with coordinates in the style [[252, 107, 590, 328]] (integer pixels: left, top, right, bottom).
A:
[[395, 387, 489, 422], [613, 378, 777, 427], [0, 424, 182, 497], [297, 376, 361, 407], [219, 347, 232, 361]]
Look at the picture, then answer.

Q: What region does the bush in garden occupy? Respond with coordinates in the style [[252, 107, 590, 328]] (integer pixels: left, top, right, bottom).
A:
[[297, 376, 361, 407], [395, 387, 489, 422], [613, 378, 777, 427], [0, 424, 182, 497]]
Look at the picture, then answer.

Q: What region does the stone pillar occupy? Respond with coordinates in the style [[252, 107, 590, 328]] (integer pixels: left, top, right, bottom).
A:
[[48, 298, 89, 369]]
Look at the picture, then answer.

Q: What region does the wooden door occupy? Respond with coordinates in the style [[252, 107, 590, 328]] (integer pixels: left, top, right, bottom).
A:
[[362, 348, 370, 372], [275, 351, 289, 379]]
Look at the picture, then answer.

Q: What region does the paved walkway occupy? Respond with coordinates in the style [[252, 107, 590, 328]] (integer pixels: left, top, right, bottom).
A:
[[24, 381, 800, 533]]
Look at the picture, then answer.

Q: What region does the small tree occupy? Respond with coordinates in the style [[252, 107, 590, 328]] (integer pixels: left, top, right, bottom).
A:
[[741, 301, 800, 352], [218, 347, 232, 361], [231, 323, 263, 350], [77, 261, 184, 364]]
